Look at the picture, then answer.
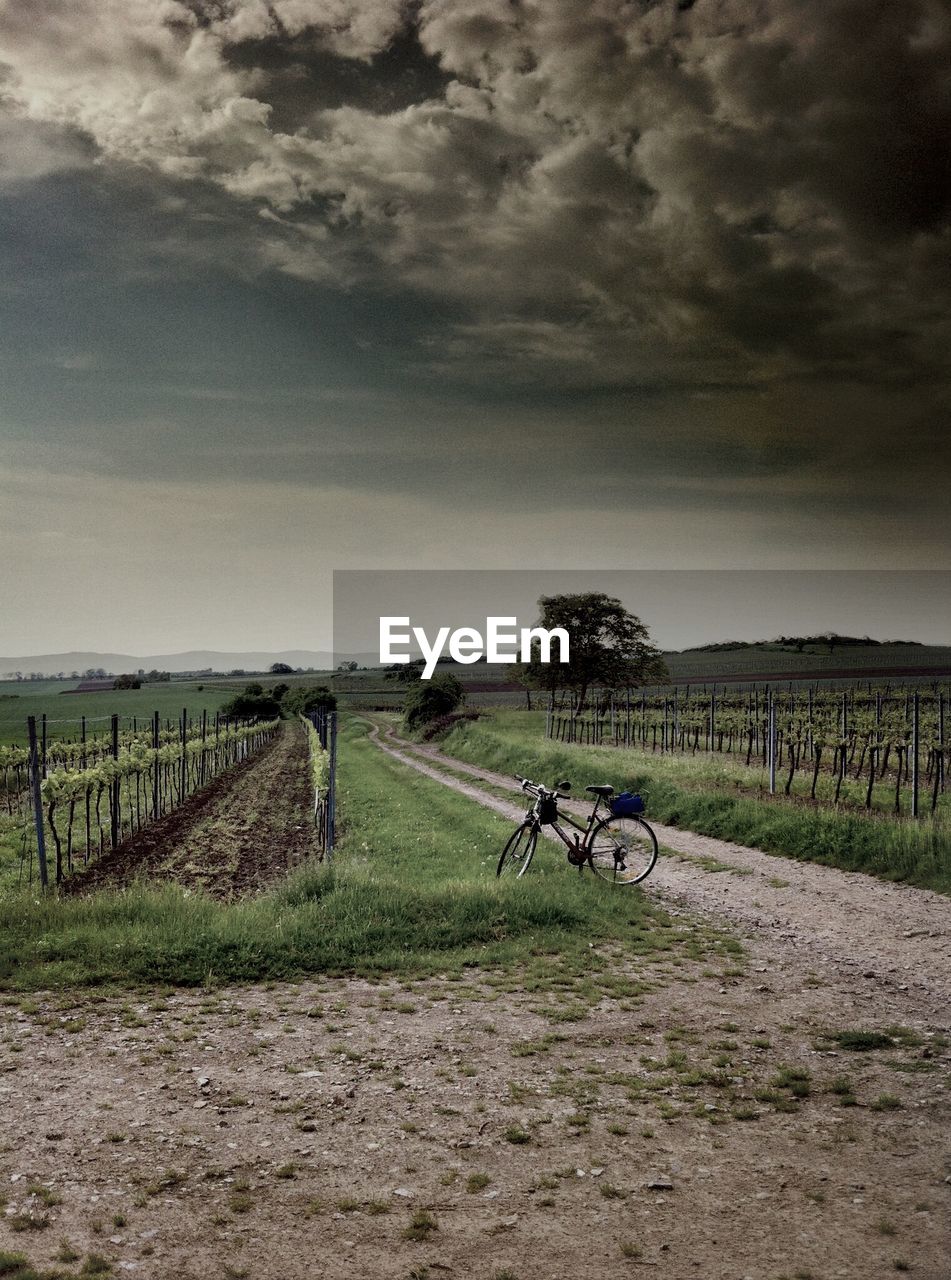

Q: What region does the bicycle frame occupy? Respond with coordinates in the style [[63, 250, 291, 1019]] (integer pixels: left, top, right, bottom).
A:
[[523, 790, 607, 861]]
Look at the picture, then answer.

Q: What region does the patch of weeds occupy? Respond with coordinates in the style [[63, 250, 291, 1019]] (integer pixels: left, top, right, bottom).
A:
[[466, 1173, 491, 1194], [81, 1256, 112, 1276], [507, 1083, 538, 1105], [753, 1088, 781, 1104], [773, 1066, 811, 1098], [599, 1183, 625, 1200], [145, 1169, 186, 1196], [229, 1180, 254, 1215], [875, 1218, 898, 1236], [620, 1241, 642, 1259], [830, 1030, 894, 1051], [606, 1122, 629, 1136], [275, 1163, 297, 1180], [56, 1241, 81, 1263], [26, 1185, 60, 1207], [401, 1209, 438, 1242], [504, 1126, 531, 1145], [871, 1094, 902, 1111], [8, 1214, 50, 1234]]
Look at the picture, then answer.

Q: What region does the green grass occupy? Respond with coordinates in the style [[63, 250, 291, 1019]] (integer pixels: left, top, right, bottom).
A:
[[433, 711, 951, 894], [0, 716, 718, 990]]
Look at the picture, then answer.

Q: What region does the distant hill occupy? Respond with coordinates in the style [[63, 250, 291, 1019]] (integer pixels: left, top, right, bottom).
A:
[[0, 650, 334, 678]]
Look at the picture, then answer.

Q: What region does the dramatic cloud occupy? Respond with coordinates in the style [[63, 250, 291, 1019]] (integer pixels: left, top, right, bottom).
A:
[[1, 0, 948, 389], [1, 0, 949, 657]]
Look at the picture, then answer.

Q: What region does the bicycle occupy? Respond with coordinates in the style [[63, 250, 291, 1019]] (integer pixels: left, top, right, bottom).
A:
[[496, 776, 659, 885]]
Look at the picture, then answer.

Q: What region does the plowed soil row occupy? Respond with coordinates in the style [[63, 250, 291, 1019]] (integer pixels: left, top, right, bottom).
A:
[[65, 723, 316, 898]]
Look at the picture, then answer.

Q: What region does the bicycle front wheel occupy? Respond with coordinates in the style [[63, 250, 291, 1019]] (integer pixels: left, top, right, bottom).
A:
[[497, 824, 538, 878], [588, 816, 658, 885]]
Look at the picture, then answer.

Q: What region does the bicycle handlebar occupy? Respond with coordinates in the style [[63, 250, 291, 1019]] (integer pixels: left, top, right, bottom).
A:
[[515, 774, 555, 800]]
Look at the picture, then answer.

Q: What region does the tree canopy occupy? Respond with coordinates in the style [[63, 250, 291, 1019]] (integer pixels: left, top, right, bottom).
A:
[[515, 592, 667, 711]]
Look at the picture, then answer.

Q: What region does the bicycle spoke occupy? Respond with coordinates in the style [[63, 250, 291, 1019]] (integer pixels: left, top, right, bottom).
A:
[[497, 824, 538, 878], [588, 816, 658, 885]]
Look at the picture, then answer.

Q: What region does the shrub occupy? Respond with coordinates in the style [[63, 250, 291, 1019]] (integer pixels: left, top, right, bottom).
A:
[[221, 684, 282, 719], [282, 686, 337, 716], [404, 675, 465, 731]]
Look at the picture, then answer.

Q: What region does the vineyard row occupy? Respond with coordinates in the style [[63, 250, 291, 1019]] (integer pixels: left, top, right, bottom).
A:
[[20, 713, 279, 886], [547, 685, 949, 817]]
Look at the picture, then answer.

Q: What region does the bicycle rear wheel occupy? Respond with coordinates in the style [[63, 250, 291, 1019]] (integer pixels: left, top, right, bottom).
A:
[[497, 824, 538, 878], [587, 816, 658, 885]]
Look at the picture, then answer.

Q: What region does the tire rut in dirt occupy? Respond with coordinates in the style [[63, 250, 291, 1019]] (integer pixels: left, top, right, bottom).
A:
[[65, 724, 318, 899]]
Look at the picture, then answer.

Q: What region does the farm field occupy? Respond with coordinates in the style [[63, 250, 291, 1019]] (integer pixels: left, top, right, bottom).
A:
[[660, 641, 951, 682], [0, 714, 948, 1278], [0, 681, 237, 747]]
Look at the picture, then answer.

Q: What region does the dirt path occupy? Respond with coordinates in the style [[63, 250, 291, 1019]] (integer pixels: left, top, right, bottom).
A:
[[1, 723, 949, 1278], [370, 724, 951, 1018], [67, 723, 316, 898]]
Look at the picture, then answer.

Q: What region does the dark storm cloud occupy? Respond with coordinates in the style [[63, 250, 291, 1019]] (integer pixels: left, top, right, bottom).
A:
[[2, 0, 949, 392], [1, 0, 950, 584]]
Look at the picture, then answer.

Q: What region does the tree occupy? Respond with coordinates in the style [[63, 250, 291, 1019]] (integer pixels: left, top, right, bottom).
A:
[[221, 683, 281, 719], [514, 592, 667, 713], [113, 673, 141, 690], [282, 685, 337, 716], [270, 662, 294, 674], [404, 674, 465, 730]]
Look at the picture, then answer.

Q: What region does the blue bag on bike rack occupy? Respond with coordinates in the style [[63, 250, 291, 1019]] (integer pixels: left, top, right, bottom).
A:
[[610, 792, 644, 817]]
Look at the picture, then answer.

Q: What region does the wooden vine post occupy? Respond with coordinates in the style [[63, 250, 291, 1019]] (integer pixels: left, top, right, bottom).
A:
[[27, 715, 49, 888], [180, 707, 187, 803], [152, 710, 160, 819], [110, 713, 120, 849]]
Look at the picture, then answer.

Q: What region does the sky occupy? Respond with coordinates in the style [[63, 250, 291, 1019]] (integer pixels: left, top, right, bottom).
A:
[[1, 0, 949, 655]]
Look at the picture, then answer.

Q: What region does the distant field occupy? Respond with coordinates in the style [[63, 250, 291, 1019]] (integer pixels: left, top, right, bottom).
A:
[[0, 681, 236, 746], [663, 643, 951, 682]]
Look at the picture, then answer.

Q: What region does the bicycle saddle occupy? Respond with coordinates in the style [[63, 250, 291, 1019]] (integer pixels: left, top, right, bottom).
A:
[[585, 784, 615, 797]]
